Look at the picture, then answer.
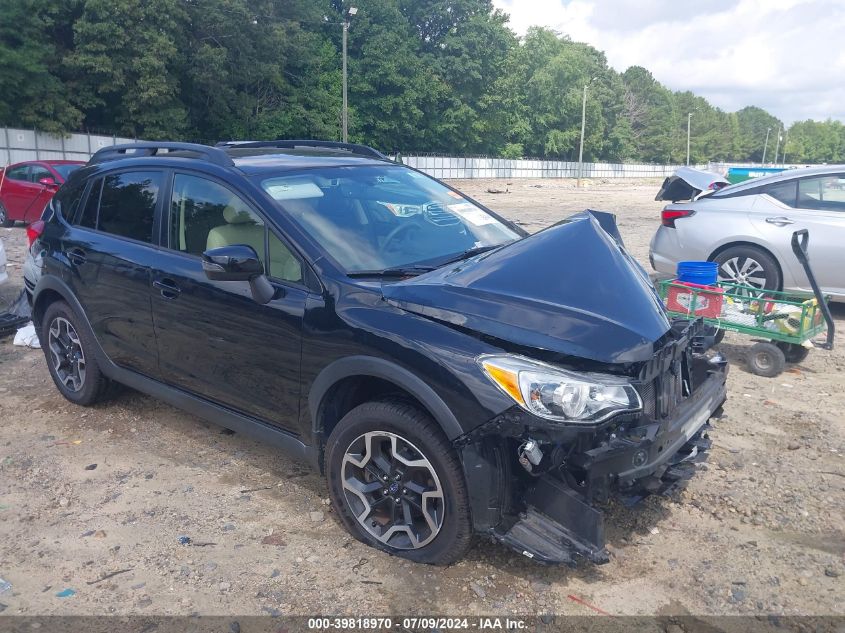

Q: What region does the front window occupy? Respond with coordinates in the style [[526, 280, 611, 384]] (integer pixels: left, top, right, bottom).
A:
[[258, 165, 519, 273]]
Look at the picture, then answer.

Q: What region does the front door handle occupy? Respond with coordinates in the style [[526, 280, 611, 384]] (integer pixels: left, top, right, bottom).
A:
[[153, 278, 181, 299], [766, 216, 795, 226], [66, 248, 87, 266]]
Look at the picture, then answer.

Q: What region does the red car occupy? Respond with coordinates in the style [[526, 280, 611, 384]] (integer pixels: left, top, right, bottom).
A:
[[0, 160, 85, 227]]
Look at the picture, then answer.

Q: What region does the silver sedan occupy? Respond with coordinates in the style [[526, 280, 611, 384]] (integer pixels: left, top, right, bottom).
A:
[[650, 166, 845, 300]]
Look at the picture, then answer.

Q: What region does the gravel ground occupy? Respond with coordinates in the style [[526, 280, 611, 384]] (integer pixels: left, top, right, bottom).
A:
[[0, 178, 842, 618]]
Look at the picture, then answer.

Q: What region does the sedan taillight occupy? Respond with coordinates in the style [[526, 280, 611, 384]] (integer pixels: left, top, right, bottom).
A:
[[661, 209, 695, 228], [26, 220, 45, 248]]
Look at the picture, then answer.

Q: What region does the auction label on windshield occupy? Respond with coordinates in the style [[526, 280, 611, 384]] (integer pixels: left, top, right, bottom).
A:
[[448, 202, 497, 226], [307, 616, 529, 630]]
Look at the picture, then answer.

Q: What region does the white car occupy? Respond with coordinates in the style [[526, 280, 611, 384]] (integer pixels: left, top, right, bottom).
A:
[[650, 166, 845, 300]]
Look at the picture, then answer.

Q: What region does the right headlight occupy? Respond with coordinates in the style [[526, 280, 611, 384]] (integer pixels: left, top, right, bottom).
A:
[[478, 354, 642, 423]]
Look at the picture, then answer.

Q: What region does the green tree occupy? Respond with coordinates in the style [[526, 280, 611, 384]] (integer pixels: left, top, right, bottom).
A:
[[0, 0, 82, 133]]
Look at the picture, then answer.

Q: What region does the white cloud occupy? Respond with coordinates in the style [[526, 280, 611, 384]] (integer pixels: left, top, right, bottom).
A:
[[493, 0, 845, 124]]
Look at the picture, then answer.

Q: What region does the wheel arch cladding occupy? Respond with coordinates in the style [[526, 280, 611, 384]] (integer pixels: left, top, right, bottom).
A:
[[708, 240, 783, 283], [309, 356, 464, 446]]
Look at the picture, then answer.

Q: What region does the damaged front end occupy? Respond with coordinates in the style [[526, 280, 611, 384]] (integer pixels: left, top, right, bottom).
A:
[[458, 319, 728, 565]]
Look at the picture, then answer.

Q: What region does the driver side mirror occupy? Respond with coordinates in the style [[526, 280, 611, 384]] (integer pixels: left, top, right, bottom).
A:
[[202, 244, 263, 281], [38, 177, 58, 188], [201, 244, 277, 304]]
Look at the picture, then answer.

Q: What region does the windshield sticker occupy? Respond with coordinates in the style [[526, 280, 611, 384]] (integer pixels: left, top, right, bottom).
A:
[[448, 202, 496, 226], [263, 179, 324, 200]]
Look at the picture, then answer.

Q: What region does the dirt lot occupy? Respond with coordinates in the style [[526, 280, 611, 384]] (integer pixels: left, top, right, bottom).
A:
[[0, 179, 842, 618]]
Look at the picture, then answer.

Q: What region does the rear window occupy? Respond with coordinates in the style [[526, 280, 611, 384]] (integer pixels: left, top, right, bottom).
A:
[[74, 171, 162, 243], [52, 164, 82, 180]]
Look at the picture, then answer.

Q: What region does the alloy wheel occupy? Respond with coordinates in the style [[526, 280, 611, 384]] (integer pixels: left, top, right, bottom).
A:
[[48, 317, 86, 392], [718, 256, 767, 289], [341, 431, 445, 550]]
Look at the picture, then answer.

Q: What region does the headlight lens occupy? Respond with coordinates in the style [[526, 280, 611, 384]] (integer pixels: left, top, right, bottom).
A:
[[478, 355, 642, 423]]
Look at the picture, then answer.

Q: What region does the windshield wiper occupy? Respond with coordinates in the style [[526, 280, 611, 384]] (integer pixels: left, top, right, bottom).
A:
[[435, 244, 503, 267], [346, 265, 436, 279]]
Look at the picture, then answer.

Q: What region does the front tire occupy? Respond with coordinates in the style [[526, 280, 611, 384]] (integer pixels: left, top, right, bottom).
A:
[[40, 301, 113, 405], [0, 203, 12, 228], [325, 399, 472, 565]]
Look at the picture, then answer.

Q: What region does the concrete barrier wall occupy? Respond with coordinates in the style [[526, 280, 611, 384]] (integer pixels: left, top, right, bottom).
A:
[[401, 156, 699, 179], [0, 128, 136, 166], [2, 128, 707, 179]]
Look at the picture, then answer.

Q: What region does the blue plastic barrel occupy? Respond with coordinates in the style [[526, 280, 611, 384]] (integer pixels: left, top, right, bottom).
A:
[[677, 261, 718, 286]]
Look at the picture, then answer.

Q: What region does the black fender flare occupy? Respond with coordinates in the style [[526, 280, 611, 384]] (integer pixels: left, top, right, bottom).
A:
[[308, 355, 464, 441]]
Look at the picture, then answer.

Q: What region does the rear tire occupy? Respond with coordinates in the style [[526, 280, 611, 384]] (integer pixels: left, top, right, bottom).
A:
[[746, 342, 786, 377], [325, 399, 473, 565], [40, 301, 113, 405], [0, 204, 12, 228], [713, 245, 781, 291]]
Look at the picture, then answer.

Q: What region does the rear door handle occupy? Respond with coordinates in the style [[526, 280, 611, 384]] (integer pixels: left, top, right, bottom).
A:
[[66, 248, 87, 266], [766, 216, 795, 226], [153, 278, 181, 299]]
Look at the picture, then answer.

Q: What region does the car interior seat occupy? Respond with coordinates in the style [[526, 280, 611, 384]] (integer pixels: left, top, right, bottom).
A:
[[207, 205, 301, 282]]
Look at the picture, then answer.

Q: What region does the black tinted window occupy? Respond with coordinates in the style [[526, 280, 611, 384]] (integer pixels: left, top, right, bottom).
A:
[[78, 179, 102, 229], [53, 178, 87, 220], [5, 165, 28, 181], [763, 181, 797, 207], [97, 171, 162, 243]]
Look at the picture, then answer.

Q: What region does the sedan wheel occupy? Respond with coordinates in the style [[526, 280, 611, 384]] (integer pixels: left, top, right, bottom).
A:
[[713, 246, 781, 293]]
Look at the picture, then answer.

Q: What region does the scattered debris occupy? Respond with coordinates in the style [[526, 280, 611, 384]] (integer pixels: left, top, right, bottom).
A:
[[131, 582, 146, 590], [12, 322, 40, 348], [239, 486, 272, 494], [360, 580, 382, 585], [649, 527, 660, 535], [470, 582, 486, 599], [87, 568, 133, 585], [566, 594, 611, 616], [825, 567, 840, 578], [0, 603, 6, 613], [93, 530, 106, 538], [309, 511, 325, 523], [787, 442, 801, 450], [261, 534, 287, 547], [55, 588, 76, 598], [486, 188, 509, 194], [80, 530, 95, 537], [0, 578, 11, 595], [177, 536, 192, 545], [85, 464, 98, 471]]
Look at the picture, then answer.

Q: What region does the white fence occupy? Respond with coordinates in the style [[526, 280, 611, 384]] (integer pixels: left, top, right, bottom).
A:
[[401, 156, 696, 179], [2, 126, 699, 179], [0, 127, 136, 166]]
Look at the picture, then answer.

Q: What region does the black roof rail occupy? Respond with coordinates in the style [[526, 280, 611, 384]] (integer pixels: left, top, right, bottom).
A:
[[215, 139, 389, 160], [89, 142, 235, 167]]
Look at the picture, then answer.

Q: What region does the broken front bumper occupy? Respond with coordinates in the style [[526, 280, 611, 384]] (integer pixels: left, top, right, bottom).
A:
[[494, 360, 728, 565]]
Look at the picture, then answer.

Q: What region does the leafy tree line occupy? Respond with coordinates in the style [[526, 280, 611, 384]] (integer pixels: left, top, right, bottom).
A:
[[1, 0, 843, 163]]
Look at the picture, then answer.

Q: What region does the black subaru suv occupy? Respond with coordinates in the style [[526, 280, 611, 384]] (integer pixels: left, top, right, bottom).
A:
[[30, 140, 727, 565]]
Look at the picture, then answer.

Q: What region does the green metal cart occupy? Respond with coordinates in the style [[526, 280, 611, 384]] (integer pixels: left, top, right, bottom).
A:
[[657, 230, 835, 377]]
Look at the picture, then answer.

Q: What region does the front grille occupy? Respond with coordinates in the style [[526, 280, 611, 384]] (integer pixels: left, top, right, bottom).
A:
[[424, 202, 460, 226], [637, 337, 693, 420]]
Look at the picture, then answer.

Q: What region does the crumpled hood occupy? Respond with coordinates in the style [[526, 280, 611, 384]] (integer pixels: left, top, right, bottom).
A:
[[381, 211, 671, 364]]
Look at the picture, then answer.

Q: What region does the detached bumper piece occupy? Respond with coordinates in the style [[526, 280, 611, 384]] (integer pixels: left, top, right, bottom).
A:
[[494, 425, 713, 566], [494, 476, 607, 565]]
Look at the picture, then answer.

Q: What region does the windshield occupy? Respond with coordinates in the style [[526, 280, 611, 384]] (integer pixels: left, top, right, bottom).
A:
[[52, 164, 82, 179], [258, 165, 519, 273]]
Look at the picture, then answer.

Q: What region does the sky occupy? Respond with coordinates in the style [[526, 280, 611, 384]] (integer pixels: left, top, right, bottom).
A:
[[491, 0, 845, 125]]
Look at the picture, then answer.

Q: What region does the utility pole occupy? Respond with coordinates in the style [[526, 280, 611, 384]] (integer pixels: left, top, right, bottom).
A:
[[782, 129, 788, 165], [342, 7, 358, 143], [762, 127, 771, 164], [577, 76, 597, 186], [686, 112, 693, 166], [773, 126, 781, 165]]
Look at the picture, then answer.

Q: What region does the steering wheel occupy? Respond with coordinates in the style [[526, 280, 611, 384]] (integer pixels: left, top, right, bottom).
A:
[[380, 221, 422, 255]]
